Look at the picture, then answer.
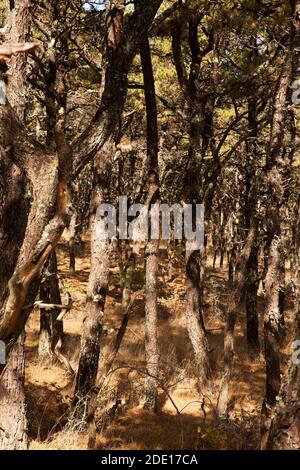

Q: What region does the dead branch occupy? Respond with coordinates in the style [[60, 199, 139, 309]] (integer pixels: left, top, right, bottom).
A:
[[0, 42, 41, 61]]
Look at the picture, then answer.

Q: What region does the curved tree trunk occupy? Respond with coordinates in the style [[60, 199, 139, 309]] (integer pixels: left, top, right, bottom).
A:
[[0, 0, 163, 357]]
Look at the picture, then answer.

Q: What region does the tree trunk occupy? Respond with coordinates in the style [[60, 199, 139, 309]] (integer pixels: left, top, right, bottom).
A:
[[0, 0, 31, 451], [267, 217, 300, 449], [172, 17, 219, 394], [185, 248, 209, 391], [228, 244, 237, 285], [38, 250, 63, 363], [72, 142, 112, 420], [261, 237, 285, 447], [261, 0, 299, 446], [268, 343, 300, 449], [244, 96, 260, 355], [217, 226, 257, 418], [72, 0, 163, 429], [69, 240, 76, 275], [245, 245, 260, 354], [0, 0, 163, 356], [140, 35, 160, 411], [0, 333, 27, 450], [144, 236, 160, 411], [5, 0, 30, 119]]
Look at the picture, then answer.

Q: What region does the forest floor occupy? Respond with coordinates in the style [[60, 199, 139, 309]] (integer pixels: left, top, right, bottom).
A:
[[24, 236, 294, 450]]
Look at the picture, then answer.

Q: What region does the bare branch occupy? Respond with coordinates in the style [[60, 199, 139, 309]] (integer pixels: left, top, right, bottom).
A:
[[0, 42, 41, 61]]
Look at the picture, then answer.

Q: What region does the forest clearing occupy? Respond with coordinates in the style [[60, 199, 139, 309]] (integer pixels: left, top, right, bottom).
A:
[[0, 0, 300, 454]]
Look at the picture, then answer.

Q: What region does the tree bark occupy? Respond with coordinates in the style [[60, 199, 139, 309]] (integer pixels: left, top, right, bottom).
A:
[[0, 0, 31, 450], [72, 141, 112, 419], [0, 333, 27, 450], [245, 245, 260, 354], [71, 0, 163, 433], [0, 0, 163, 367], [171, 13, 219, 393], [140, 35, 160, 411], [171, 15, 212, 394], [5, 0, 30, 119], [261, 0, 299, 447], [217, 225, 258, 418], [72, 0, 163, 178], [38, 250, 63, 363], [185, 248, 209, 391], [267, 213, 300, 449], [0, 103, 73, 358], [244, 97, 260, 354]]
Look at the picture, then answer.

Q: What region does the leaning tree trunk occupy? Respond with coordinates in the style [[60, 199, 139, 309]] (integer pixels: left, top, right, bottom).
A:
[[267, 331, 300, 449], [0, 100, 72, 452], [183, 121, 210, 393]]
